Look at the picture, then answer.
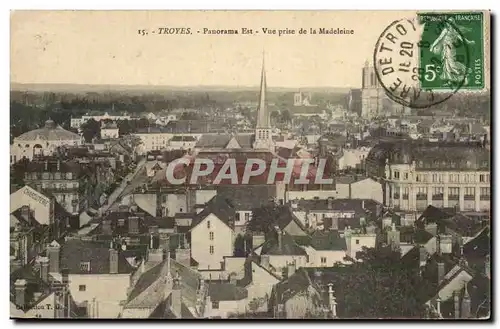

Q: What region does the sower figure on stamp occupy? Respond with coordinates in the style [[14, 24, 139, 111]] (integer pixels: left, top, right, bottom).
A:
[[429, 18, 475, 86]]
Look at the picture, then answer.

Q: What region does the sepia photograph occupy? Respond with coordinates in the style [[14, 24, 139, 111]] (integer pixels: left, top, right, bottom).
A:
[[9, 10, 491, 320]]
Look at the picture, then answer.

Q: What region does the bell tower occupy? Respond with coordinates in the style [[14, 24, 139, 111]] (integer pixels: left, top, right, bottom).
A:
[[253, 52, 274, 150]]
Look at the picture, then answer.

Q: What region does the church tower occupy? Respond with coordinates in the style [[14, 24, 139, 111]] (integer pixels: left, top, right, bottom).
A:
[[253, 53, 274, 150]]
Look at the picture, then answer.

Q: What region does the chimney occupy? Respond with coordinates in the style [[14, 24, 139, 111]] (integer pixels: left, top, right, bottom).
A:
[[47, 241, 61, 273], [175, 246, 191, 268], [14, 279, 27, 308], [328, 283, 337, 318], [148, 248, 165, 263], [171, 274, 182, 318], [277, 230, 283, 251], [39, 256, 49, 282], [436, 296, 442, 316], [287, 261, 296, 278], [109, 248, 118, 274], [387, 223, 400, 251], [439, 234, 452, 254], [361, 200, 365, 210], [101, 220, 112, 235], [437, 261, 445, 285], [327, 197, 334, 210], [45, 160, 48, 171], [461, 285, 471, 318], [419, 246, 427, 269], [454, 291, 460, 319], [261, 255, 270, 269], [21, 205, 30, 219]]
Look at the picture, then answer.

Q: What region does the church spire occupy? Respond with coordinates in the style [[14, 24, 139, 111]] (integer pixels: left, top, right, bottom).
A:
[[256, 51, 270, 128]]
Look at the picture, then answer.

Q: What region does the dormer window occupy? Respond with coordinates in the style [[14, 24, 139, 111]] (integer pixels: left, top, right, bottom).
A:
[[80, 261, 90, 272]]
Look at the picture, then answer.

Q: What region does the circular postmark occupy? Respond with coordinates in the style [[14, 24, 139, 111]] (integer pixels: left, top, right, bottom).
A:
[[373, 16, 471, 109]]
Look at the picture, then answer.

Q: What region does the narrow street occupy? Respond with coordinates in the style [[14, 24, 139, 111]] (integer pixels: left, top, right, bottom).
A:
[[98, 157, 147, 215]]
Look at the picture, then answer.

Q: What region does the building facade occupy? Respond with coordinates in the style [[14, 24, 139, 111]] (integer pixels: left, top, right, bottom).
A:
[[366, 140, 491, 212]]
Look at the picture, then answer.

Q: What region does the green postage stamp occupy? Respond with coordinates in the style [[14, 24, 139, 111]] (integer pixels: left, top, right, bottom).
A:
[[418, 12, 485, 90]]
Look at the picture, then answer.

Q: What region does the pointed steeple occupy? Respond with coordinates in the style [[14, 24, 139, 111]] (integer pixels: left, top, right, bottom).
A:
[[256, 51, 270, 128]]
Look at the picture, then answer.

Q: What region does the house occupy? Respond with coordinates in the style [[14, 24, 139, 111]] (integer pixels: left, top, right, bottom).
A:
[[168, 135, 197, 151], [269, 267, 343, 319], [336, 147, 371, 170], [101, 122, 119, 139], [236, 257, 280, 312], [256, 229, 308, 279], [335, 175, 383, 203], [10, 262, 85, 319], [205, 282, 248, 318], [190, 195, 236, 270], [54, 238, 136, 318], [298, 230, 348, 267], [146, 161, 166, 178], [121, 250, 205, 319], [216, 185, 277, 234]]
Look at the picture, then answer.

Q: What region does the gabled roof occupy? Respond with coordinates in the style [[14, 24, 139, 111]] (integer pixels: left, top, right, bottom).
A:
[[260, 231, 308, 256], [237, 256, 280, 288], [310, 230, 347, 251], [191, 195, 236, 229], [60, 239, 135, 275]]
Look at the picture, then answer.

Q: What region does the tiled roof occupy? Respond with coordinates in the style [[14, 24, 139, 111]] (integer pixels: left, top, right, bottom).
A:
[[191, 195, 236, 229], [195, 133, 255, 149], [60, 239, 135, 275], [170, 135, 197, 142], [260, 231, 308, 256], [310, 230, 347, 251], [216, 185, 276, 211]]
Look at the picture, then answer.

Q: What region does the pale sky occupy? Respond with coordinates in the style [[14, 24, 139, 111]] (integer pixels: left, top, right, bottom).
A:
[[11, 10, 416, 88]]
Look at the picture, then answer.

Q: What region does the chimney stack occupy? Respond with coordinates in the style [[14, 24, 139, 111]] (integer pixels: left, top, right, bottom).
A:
[[21, 205, 30, 219], [327, 197, 334, 210], [328, 283, 337, 318], [436, 297, 442, 316], [437, 261, 445, 285], [171, 274, 182, 318], [454, 291, 460, 319], [277, 230, 283, 251], [47, 241, 61, 274], [38, 256, 49, 282], [461, 285, 471, 318], [109, 248, 118, 274], [14, 279, 27, 308], [287, 261, 296, 278]]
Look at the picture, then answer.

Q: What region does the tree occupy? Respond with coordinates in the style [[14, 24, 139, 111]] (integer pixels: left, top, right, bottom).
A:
[[248, 203, 282, 234], [330, 246, 427, 319], [81, 118, 100, 143], [233, 233, 253, 257], [280, 109, 293, 125]]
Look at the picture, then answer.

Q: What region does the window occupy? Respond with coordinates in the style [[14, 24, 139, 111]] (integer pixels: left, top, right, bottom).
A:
[[212, 301, 220, 309], [209, 245, 214, 254], [244, 213, 250, 222], [480, 187, 490, 200], [393, 171, 400, 179], [321, 257, 327, 264], [404, 172, 409, 180], [416, 187, 428, 200], [79, 285, 86, 292], [432, 187, 444, 200], [464, 187, 475, 200], [402, 187, 409, 200], [449, 174, 459, 183], [80, 262, 90, 272], [480, 174, 486, 182], [448, 187, 460, 200], [355, 239, 360, 245], [207, 220, 211, 229], [432, 174, 438, 183], [209, 232, 214, 240]]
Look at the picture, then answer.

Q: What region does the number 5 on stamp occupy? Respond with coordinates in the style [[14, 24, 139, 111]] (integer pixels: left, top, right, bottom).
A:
[[418, 12, 484, 90]]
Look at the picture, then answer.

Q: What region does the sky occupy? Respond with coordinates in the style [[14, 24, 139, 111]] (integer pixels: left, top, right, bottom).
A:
[[12, 10, 420, 88]]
